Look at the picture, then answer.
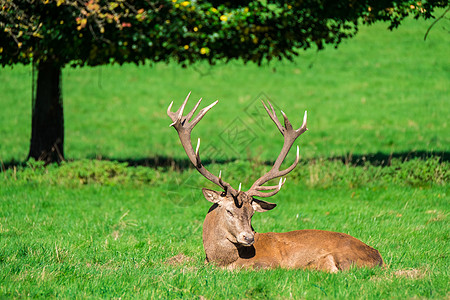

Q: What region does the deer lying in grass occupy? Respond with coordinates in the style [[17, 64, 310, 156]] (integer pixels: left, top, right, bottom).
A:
[[167, 93, 383, 272]]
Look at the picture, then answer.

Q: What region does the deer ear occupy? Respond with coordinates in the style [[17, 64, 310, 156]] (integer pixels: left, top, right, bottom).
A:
[[252, 199, 277, 212], [202, 188, 223, 204]]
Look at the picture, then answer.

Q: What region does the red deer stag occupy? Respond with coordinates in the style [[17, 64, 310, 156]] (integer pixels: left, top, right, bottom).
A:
[[167, 92, 383, 272]]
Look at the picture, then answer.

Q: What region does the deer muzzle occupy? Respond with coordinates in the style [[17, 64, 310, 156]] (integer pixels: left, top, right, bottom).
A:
[[237, 232, 255, 246]]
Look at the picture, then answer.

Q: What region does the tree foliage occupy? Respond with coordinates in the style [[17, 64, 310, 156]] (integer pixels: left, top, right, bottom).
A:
[[0, 0, 447, 163], [1, 0, 448, 67]]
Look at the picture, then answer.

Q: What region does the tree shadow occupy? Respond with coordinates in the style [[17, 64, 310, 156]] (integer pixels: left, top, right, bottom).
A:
[[1, 151, 448, 172], [328, 150, 449, 167], [1, 159, 27, 171]]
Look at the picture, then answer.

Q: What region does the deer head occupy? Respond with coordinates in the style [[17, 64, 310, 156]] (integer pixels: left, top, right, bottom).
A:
[[167, 92, 307, 249], [201, 189, 277, 246]]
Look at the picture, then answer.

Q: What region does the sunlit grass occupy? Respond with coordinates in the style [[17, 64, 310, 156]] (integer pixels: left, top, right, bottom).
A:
[[0, 158, 448, 298]]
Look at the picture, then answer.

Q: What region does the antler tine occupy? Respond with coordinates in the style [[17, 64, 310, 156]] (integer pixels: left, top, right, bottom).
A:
[[167, 101, 178, 127], [167, 101, 174, 115], [270, 145, 300, 179], [299, 110, 308, 134], [254, 177, 286, 191], [247, 102, 307, 198], [167, 93, 238, 196], [167, 92, 194, 126], [190, 100, 219, 127], [167, 92, 188, 125], [249, 178, 287, 198], [178, 91, 191, 116], [262, 100, 284, 135], [218, 170, 232, 195], [280, 110, 293, 131], [195, 138, 201, 159], [185, 98, 203, 123]]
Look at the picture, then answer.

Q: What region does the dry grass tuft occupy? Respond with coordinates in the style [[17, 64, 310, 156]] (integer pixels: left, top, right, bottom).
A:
[[165, 253, 193, 266], [393, 268, 425, 279]]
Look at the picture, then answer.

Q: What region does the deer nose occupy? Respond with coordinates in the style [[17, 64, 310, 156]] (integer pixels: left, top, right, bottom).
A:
[[239, 233, 255, 246], [244, 235, 254, 244]]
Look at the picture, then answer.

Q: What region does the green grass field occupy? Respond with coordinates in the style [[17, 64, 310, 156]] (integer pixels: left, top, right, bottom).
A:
[[1, 15, 449, 299], [0, 159, 448, 298]]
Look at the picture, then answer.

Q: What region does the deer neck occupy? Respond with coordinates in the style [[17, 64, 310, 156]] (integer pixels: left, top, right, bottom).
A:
[[202, 204, 241, 266]]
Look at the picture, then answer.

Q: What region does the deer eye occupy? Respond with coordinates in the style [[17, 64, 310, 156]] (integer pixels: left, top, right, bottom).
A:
[[220, 192, 226, 197], [226, 209, 233, 217]]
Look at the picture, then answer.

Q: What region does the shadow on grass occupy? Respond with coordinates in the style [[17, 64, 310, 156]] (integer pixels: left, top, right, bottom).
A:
[[1, 150, 448, 172], [329, 151, 449, 167]]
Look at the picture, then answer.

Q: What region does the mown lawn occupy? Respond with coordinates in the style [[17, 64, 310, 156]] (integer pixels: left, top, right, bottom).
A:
[[0, 14, 449, 299]]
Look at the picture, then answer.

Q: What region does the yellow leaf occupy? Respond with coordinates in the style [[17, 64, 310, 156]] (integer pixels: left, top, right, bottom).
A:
[[32, 32, 43, 38], [109, 2, 118, 10]]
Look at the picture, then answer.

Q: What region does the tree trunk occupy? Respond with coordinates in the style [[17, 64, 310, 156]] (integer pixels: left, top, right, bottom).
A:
[[27, 61, 64, 164]]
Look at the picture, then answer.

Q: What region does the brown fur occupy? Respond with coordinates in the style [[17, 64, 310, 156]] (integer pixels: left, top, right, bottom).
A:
[[202, 190, 383, 272]]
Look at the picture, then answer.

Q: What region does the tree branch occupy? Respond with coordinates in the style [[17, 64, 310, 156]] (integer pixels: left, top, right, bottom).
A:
[[424, 7, 449, 41]]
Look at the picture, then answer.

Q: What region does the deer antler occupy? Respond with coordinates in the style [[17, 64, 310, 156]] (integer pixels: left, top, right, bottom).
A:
[[246, 101, 307, 198], [167, 92, 238, 196]]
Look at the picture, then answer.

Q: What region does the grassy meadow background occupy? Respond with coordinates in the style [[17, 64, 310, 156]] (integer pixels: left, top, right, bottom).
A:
[[1, 15, 449, 299]]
